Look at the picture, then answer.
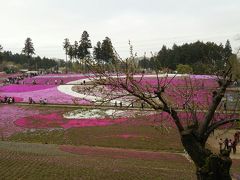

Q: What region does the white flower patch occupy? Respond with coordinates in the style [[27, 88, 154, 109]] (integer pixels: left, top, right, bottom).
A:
[[63, 109, 126, 119], [57, 78, 125, 105]]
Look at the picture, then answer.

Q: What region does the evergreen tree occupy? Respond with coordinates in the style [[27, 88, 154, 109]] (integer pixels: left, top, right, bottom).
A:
[[101, 37, 115, 64], [63, 38, 70, 61], [22, 38, 35, 58], [22, 37, 35, 69], [224, 40, 232, 60], [63, 38, 70, 72], [68, 45, 74, 71], [139, 54, 150, 69], [93, 41, 102, 64], [73, 41, 79, 60], [156, 45, 168, 68], [78, 31, 92, 59], [68, 45, 74, 65]]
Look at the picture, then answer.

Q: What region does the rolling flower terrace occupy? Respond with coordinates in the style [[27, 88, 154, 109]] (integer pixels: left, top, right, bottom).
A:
[[0, 73, 238, 138]]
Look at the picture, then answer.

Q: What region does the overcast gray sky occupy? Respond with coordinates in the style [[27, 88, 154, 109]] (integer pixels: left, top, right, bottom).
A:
[[0, 0, 240, 59]]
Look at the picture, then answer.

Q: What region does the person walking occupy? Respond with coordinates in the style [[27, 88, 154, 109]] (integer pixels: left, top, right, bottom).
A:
[[232, 140, 237, 154], [234, 132, 240, 143], [224, 138, 229, 150], [228, 139, 232, 153], [219, 138, 223, 151]]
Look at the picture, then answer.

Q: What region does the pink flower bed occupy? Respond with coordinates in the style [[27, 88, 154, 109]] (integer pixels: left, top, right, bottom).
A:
[[15, 113, 128, 129], [0, 105, 40, 137], [0, 74, 92, 105], [107, 75, 218, 107], [165, 88, 213, 107], [14, 109, 238, 130], [21, 74, 87, 85], [135, 76, 218, 88], [1, 86, 91, 104], [0, 85, 55, 92]]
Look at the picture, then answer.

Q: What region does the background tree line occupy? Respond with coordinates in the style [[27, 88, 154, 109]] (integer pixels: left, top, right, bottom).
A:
[[139, 40, 235, 74], [0, 38, 60, 73]]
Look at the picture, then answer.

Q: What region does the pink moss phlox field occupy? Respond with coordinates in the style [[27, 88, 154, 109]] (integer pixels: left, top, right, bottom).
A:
[[135, 75, 218, 88], [13, 97, 24, 102], [0, 105, 39, 137], [1, 86, 91, 105], [21, 74, 87, 85], [110, 75, 218, 94], [165, 88, 213, 107], [15, 113, 128, 129], [0, 74, 92, 105], [0, 85, 55, 92], [107, 75, 217, 107], [15, 110, 238, 130], [143, 76, 218, 107]]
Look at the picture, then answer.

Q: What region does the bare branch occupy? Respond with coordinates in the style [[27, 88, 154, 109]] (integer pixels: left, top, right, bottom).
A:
[[202, 118, 240, 142], [199, 67, 233, 136]]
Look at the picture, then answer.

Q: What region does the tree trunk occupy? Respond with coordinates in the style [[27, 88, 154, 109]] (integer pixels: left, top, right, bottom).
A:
[[181, 130, 232, 180]]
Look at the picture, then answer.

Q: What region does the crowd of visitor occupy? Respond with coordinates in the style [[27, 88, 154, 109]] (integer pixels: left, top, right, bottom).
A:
[[0, 96, 15, 104], [29, 78, 65, 85], [4, 75, 24, 84], [1, 71, 66, 86], [3, 73, 38, 85], [1, 96, 48, 105], [28, 97, 47, 105], [39, 98, 48, 104], [219, 131, 240, 154]]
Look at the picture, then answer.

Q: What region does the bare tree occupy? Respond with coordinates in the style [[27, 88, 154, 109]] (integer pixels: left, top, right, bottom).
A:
[[85, 53, 240, 179]]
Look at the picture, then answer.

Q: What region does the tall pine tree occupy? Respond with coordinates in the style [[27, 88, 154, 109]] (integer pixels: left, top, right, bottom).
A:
[[78, 31, 92, 59], [101, 37, 115, 64], [63, 38, 70, 73], [22, 37, 35, 69], [224, 40, 232, 60], [22, 38, 35, 58], [93, 41, 102, 64], [73, 41, 79, 61], [78, 31, 92, 72]]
